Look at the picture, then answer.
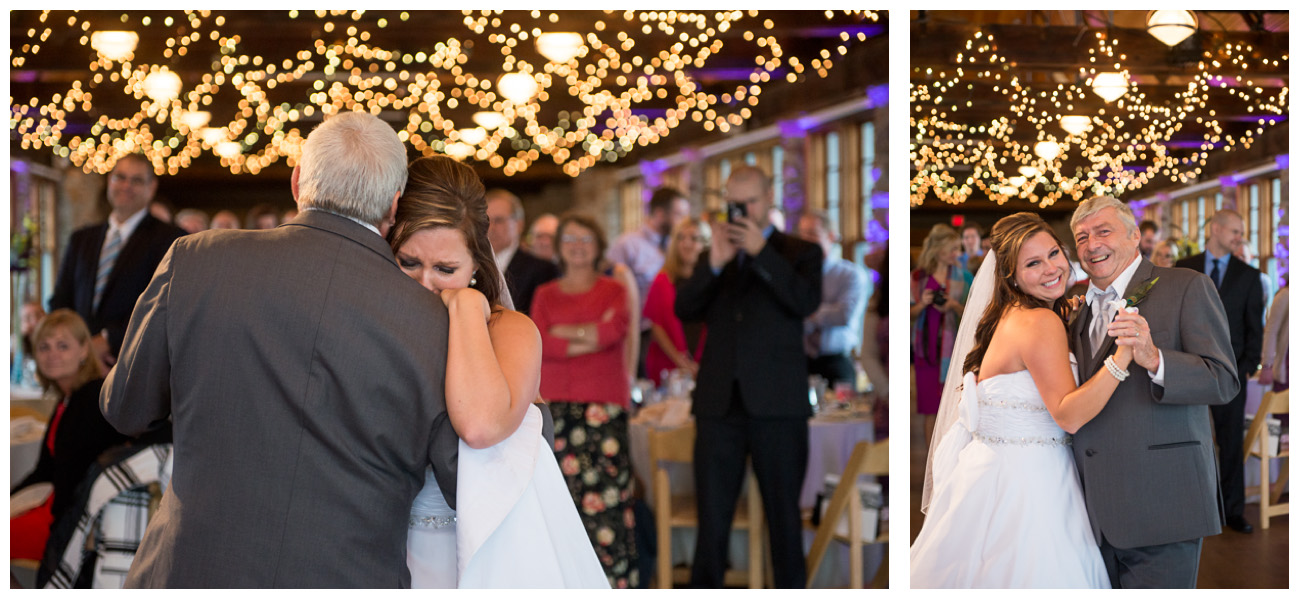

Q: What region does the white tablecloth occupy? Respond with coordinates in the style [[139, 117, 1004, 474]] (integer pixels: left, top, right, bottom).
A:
[[628, 404, 879, 587], [11, 417, 45, 488]]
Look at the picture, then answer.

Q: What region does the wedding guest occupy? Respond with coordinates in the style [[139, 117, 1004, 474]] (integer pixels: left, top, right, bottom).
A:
[[531, 213, 637, 588], [1175, 209, 1263, 534], [210, 209, 241, 230], [488, 189, 559, 317], [527, 213, 559, 262], [797, 209, 869, 387], [911, 224, 969, 446], [246, 203, 281, 229], [644, 216, 710, 386], [11, 310, 130, 562], [1138, 220, 1160, 259], [19, 300, 46, 357], [1260, 285, 1288, 392], [149, 198, 175, 223], [1151, 239, 1180, 268], [607, 187, 691, 377], [174, 208, 210, 234], [47, 153, 185, 368], [675, 165, 822, 588], [959, 222, 984, 272]]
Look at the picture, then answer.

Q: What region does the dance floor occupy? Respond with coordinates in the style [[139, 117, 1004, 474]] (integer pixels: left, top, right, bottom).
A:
[[908, 410, 1289, 589]]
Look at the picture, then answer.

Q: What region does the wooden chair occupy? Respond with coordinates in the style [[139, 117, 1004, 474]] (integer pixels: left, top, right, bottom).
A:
[[11, 404, 48, 421], [647, 422, 765, 589], [806, 438, 888, 589], [1243, 390, 1289, 529]]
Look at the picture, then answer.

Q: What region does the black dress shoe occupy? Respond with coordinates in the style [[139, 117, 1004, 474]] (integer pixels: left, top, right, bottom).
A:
[[1226, 515, 1254, 533]]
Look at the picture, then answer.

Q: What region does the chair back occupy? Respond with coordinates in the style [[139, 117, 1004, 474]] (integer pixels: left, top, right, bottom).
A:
[[806, 437, 887, 588], [1243, 390, 1290, 530]]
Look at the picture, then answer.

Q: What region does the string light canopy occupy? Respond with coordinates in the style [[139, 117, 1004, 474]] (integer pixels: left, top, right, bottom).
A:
[[11, 9, 880, 178], [911, 22, 1288, 207]]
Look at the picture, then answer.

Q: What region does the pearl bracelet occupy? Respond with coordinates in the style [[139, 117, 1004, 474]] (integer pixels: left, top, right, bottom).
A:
[[1104, 356, 1129, 382]]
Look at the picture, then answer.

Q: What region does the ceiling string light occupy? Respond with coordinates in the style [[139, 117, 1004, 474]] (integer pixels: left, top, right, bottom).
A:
[[11, 9, 881, 177], [910, 29, 1288, 207]]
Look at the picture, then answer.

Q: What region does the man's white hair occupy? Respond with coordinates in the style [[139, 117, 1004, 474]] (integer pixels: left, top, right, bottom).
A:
[[297, 111, 407, 226], [1070, 195, 1137, 236]]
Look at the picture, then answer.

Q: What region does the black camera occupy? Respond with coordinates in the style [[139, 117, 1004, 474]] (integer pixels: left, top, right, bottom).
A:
[[931, 289, 947, 307], [726, 201, 748, 224]]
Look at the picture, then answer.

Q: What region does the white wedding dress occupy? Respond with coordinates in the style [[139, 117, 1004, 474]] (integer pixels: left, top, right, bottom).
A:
[[910, 369, 1110, 588], [406, 404, 609, 588]]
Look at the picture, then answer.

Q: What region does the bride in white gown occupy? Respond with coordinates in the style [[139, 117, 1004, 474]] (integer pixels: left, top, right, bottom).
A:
[[910, 212, 1134, 588], [389, 156, 608, 588]]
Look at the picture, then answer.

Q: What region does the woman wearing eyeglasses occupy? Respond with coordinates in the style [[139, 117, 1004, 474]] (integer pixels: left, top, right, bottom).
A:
[[529, 212, 637, 588]]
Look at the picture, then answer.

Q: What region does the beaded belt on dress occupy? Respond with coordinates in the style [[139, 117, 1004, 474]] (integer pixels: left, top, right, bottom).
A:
[[972, 431, 1072, 447], [409, 514, 457, 528]]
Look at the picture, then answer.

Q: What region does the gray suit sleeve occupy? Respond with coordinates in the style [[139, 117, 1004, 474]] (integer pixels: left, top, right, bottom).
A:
[[101, 241, 177, 435], [1152, 272, 1238, 406]]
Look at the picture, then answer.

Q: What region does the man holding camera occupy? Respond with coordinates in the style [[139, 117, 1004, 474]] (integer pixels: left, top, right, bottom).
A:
[[675, 165, 823, 588]]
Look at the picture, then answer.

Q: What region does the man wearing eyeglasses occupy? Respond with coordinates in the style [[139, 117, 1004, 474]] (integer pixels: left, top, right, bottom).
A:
[[486, 188, 559, 316], [49, 153, 186, 370]]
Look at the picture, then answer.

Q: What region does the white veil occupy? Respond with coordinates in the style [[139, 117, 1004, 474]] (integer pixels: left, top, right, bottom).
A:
[[920, 250, 996, 513]]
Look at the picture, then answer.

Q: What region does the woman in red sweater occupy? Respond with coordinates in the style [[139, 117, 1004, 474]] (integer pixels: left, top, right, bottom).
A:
[[530, 212, 636, 588]]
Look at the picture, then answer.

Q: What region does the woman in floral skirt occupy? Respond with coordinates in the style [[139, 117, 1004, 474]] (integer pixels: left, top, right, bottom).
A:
[[531, 212, 637, 588]]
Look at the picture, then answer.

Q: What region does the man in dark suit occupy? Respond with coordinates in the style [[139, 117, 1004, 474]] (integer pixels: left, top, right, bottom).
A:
[[486, 189, 559, 315], [102, 111, 467, 587], [675, 165, 823, 588], [1069, 196, 1237, 588], [48, 154, 185, 368], [1175, 208, 1264, 534]]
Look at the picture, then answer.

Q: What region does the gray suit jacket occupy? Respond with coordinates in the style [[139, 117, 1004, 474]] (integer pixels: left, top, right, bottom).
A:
[[102, 210, 459, 588], [1068, 258, 1237, 549]]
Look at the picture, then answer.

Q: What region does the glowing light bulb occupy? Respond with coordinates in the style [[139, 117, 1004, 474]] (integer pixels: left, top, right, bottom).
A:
[[445, 141, 475, 159], [473, 111, 509, 130], [1091, 72, 1128, 103], [459, 127, 487, 145], [143, 69, 183, 102], [1060, 115, 1092, 136], [179, 110, 211, 130], [536, 32, 584, 63], [497, 72, 539, 104], [1146, 10, 1197, 47], [90, 31, 138, 61], [1034, 141, 1061, 160]]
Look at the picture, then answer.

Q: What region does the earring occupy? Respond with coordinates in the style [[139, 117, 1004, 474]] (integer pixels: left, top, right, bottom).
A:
[[470, 270, 478, 286]]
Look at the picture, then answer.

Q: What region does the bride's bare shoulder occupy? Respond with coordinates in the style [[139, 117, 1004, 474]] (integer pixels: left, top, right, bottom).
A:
[[489, 308, 542, 342], [1001, 305, 1065, 334]]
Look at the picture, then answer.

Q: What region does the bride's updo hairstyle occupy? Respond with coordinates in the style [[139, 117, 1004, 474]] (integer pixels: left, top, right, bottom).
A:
[[388, 155, 505, 310], [961, 212, 1070, 376]]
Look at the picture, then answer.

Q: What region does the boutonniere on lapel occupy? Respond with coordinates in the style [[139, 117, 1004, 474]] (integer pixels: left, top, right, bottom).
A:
[[1105, 277, 1160, 317]]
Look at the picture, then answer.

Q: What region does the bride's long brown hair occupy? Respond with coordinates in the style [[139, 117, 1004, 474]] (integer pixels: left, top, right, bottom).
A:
[[962, 212, 1069, 376]]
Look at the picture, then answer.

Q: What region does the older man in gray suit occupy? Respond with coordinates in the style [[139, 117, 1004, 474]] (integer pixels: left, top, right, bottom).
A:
[[102, 111, 484, 587], [1068, 196, 1237, 588]]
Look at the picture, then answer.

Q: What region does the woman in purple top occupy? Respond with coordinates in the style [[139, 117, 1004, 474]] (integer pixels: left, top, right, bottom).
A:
[[910, 225, 969, 446]]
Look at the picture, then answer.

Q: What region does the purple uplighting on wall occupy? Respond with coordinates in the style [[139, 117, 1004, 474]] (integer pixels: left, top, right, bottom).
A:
[[1276, 154, 1290, 170], [870, 191, 889, 209], [867, 84, 888, 107], [865, 219, 888, 244]]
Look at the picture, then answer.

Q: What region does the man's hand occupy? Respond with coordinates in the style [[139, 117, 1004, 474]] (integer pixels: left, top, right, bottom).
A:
[[726, 218, 766, 256], [1109, 310, 1159, 372], [709, 221, 737, 270]]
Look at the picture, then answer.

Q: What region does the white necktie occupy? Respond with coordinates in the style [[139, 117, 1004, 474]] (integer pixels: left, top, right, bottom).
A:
[[94, 229, 122, 311], [1090, 289, 1116, 356]]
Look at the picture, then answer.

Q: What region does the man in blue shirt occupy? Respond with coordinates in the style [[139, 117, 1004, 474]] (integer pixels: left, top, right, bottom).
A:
[[796, 209, 869, 387]]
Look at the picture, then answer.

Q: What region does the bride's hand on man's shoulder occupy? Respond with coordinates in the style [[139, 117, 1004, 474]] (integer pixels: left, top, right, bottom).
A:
[[1063, 294, 1085, 316]]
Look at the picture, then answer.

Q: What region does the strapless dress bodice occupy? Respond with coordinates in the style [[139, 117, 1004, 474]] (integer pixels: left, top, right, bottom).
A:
[[973, 370, 1070, 447]]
